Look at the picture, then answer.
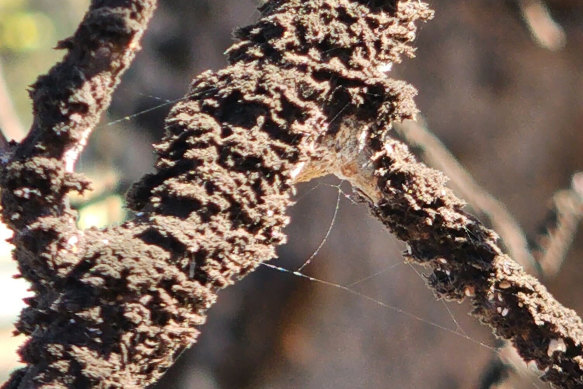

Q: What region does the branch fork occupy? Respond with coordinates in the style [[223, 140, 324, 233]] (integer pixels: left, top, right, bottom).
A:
[[1, 1, 583, 388]]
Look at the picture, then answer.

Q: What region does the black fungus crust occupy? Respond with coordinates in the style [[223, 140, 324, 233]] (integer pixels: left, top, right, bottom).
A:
[[1, 1, 433, 388]]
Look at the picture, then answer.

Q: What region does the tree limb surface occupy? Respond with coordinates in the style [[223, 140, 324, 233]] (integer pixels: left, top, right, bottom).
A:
[[1, 0, 582, 388]]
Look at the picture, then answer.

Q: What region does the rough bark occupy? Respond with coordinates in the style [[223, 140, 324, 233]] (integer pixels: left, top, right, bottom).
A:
[[341, 135, 583, 388], [0, 0, 160, 387], [1, 0, 582, 388], [0, 0, 428, 387]]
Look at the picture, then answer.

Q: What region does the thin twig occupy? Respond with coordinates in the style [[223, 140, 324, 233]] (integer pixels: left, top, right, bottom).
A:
[[517, 0, 566, 50], [0, 58, 26, 141], [533, 172, 583, 277]]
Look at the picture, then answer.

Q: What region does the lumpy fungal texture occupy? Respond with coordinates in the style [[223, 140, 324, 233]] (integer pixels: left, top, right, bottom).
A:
[[3, 1, 434, 387]]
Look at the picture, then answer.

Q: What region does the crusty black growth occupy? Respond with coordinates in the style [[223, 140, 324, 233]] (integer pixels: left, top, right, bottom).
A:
[[0, 0, 429, 387], [2, 0, 583, 388]]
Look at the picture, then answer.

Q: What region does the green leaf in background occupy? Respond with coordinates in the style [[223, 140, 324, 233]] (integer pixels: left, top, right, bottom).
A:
[[0, 11, 55, 52]]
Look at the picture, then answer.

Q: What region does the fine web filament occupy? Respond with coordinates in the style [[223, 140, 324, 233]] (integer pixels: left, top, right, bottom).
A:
[[296, 183, 342, 271], [109, 95, 491, 354], [261, 262, 497, 353], [285, 182, 496, 353]]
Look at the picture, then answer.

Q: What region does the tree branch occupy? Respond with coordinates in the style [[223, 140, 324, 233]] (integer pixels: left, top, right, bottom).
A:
[[324, 125, 583, 388], [1, 0, 158, 387], [394, 118, 538, 274], [1, 0, 432, 386], [393, 120, 583, 388], [2, 0, 582, 388]]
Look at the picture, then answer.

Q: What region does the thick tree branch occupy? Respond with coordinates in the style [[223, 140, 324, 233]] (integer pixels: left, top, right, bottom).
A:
[[1, 0, 431, 387], [2, 0, 582, 388], [1, 0, 158, 387]]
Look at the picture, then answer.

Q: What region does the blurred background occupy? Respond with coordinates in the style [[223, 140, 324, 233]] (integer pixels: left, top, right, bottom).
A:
[[1, 0, 582, 388]]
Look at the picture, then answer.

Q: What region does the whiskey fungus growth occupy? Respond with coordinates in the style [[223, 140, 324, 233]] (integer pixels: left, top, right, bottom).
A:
[[2, 0, 583, 388]]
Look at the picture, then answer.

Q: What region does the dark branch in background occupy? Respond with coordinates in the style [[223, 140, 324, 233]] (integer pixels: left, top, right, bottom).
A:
[[1, 1, 583, 389]]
